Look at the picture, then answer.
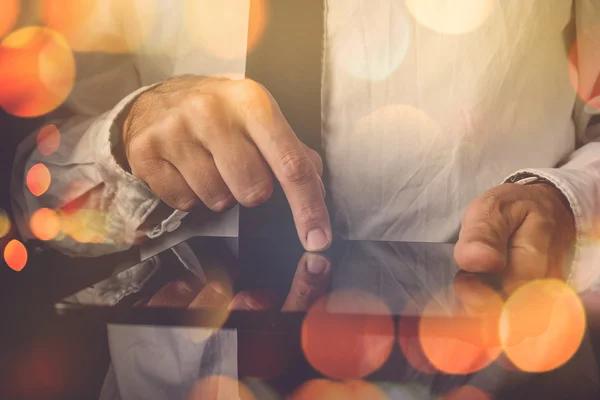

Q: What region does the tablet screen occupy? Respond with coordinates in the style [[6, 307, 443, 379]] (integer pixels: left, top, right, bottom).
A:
[[50, 236, 599, 399], [54, 236, 464, 320]]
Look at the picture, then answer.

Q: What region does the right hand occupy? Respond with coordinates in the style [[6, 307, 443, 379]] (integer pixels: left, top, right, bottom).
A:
[[230, 252, 332, 312], [122, 76, 331, 251], [145, 251, 331, 312]]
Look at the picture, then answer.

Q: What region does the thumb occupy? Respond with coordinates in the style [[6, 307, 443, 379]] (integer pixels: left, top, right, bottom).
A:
[[454, 193, 524, 273]]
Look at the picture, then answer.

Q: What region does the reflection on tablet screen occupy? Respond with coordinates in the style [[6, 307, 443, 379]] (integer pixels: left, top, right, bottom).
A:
[[55, 237, 463, 318]]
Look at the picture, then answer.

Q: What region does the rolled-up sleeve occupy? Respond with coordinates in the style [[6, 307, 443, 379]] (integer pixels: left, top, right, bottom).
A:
[[10, 53, 183, 257], [504, 0, 600, 292]]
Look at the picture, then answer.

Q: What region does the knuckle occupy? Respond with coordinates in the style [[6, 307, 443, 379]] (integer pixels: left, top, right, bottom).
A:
[[231, 79, 274, 117], [186, 93, 221, 117], [233, 78, 268, 99], [295, 201, 323, 227], [127, 134, 155, 160], [239, 181, 274, 207], [481, 191, 503, 211], [205, 195, 235, 213], [160, 112, 186, 133], [169, 195, 199, 212], [127, 141, 162, 180], [465, 191, 506, 223], [294, 284, 312, 306], [279, 151, 314, 184], [515, 198, 540, 213]]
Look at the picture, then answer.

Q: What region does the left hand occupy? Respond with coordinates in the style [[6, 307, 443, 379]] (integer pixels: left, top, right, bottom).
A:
[[454, 182, 576, 295]]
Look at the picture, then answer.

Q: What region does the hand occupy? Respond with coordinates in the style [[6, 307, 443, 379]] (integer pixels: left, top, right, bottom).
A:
[[454, 182, 576, 294], [145, 251, 331, 312], [230, 252, 331, 312], [122, 76, 331, 252]]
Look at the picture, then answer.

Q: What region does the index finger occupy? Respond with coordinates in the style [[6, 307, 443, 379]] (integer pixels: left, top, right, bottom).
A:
[[232, 81, 332, 251], [283, 253, 332, 311]]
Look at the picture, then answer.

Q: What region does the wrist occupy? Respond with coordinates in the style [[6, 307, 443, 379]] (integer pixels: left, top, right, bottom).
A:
[[112, 105, 133, 172]]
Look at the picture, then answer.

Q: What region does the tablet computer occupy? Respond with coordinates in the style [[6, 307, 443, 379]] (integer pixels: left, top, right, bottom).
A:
[[53, 235, 466, 328], [47, 234, 600, 399]]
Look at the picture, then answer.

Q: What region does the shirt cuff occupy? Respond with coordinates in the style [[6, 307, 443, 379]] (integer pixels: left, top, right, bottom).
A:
[[96, 83, 188, 244], [503, 168, 600, 292]]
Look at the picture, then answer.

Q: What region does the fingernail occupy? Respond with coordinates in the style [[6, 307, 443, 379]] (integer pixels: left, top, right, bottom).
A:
[[306, 253, 329, 274], [306, 229, 330, 251]]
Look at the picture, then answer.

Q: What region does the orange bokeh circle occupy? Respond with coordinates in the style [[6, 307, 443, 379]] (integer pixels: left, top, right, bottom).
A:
[[40, 0, 97, 48], [439, 385, 492, 400], [0, 26, 75, 117], [418, 289, 503, 375], [301, 290, 395, 380], [60, 209, 107, 244], [397, 303, 437, 374], [41, 0, 156, 54], [37, 124, 61, 156], [291, 379, 389, 400], [26, 163, 52, 197], [4, 239, 28, 271], [0, 0, 19, 38], [185, 376, 255, 400], [184, 0, 268, 60], [247, 0, 269, 53], [568, 25, 600, 110], [0, 210, 11, 239], [499, 279, 586, 373], [29, 208, 60, 241]]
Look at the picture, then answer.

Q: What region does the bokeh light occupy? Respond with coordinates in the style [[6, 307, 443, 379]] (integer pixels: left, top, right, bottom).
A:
[[405, 0, 497, 35], [41, 0, 159, 53], [26, 163, 51, 197], [184, 0, 261, 60], [380, 383, 435, 399], [54, 181, 114, 244], [60, 209, 107, 243], [291, 379, 389, 400], [185, 376, 255, 400], [182, 275, 235, 337], [301, 290, 395, 380], [0, 26, 75, 117], [355, 105, 441, 138], [0, 209, 11, 239], [439, 385, 492, 400], [247, 0, 269, 53], [37, 124, 61, 156], [499, 279, 586, 373], [59, 180, 94, 215], [568, 26, 600, 110], [418, 288, 503, 375], [40, 0, 97, 49], [397, 303, 438, 374], [238, 328, 292, 380], [242, 378, 280, 400], [110, 0, 159, 53], [29, 208, 60, 241], [332, 0, 411, 80], [8, 338, 69, 398], [4, 239, 27, 271], [0, 0, 19, 38]]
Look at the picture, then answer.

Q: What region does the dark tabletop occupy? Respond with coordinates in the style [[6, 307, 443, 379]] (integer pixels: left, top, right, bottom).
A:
[[3, 235, 600, 400]]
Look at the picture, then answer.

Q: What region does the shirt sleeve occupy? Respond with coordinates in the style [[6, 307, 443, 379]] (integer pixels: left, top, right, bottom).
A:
[[504, 1, 600, 292], [10, 53, 185, 258]]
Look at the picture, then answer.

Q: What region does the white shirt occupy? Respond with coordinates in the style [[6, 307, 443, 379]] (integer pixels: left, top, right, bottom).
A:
[[11, 0, 600, 291]]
